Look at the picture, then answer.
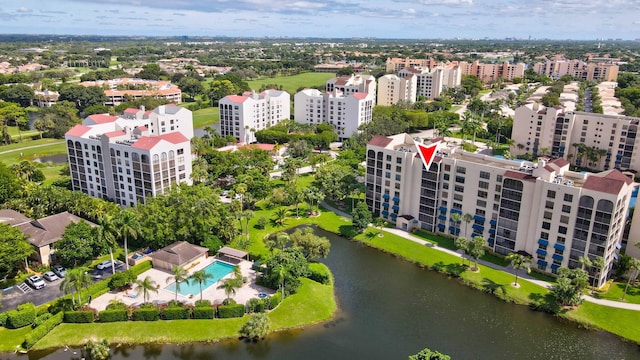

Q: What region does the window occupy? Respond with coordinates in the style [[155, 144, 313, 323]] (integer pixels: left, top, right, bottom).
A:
[[396, 157, 402, 164], [480, 171, 490, 179], [177, 148, 184, 155], [560, 215, 569, 224], [564, 194, 573, 202], [558, 226, 567, 234], [496, 175, 503, 183], [386, 155, 392, 161], [542, 222, 551, 230], [545, 201, 554, 209], [479, 181, 489, 189], [547, 190, 556, 199], [562, 205, 571, 213], [456, 166, 466, 174]]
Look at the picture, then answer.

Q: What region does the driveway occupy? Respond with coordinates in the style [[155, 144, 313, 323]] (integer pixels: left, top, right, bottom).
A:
[[0, 265, 124, 311]]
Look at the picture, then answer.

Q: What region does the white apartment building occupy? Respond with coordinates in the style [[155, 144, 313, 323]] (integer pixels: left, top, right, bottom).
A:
[[366, 133, 634, 286], [294, 88, 373, 141], [326, 74, 376, 99], [532, 58, 619, 81], [398, 66, 460, 100], [511, 102, 640, 172], [216, 90, 290, 144], [79, 78, 182, 106], [65, 105, 193, 207], [376, 74, 417, 106]]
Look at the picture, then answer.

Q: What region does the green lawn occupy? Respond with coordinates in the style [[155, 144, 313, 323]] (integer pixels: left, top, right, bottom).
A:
[[412, 230, 510, 267], [33, 276, 334, 349], [192, 107, 220, 128], [7, 126, 40, 140], [595, 282, 640, 304], [0, 326, 33, 352], [565, 302, 640, 343], [0, 138, 68, 183], [246, 72, 335, 95]]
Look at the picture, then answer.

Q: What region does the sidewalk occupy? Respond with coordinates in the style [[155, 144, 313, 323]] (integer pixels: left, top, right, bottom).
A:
[[320, 201, 640, 311]]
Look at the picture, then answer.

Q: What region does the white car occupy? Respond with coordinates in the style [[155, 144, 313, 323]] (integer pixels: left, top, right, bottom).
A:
[[96, 260, 115, 270], [42, 271, 59, 282], [26, 275, 46, 290]]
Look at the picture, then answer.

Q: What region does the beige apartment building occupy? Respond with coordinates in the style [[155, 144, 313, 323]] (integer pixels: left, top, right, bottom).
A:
[[376, 74, 417, 106], [532, 58, 619, 81], [385, 57, 437, 73], [366, 133, 634, 286], [458, 60, 525, 83], [511, 103, 640, 172], [397, 65, 460, 100]]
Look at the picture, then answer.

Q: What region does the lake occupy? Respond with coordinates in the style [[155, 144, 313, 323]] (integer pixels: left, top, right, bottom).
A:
[[23, 227, 640, 359]]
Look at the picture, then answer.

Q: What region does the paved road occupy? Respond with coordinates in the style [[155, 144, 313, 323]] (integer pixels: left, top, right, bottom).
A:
[[319, 202, 640, 311], [0, 140, 65, 155]]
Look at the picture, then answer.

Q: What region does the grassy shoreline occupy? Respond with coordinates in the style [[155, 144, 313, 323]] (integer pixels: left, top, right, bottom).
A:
[[31, 274, 335, 350]]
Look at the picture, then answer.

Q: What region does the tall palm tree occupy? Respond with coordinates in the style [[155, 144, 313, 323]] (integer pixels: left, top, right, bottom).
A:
[[578, 256, 592, 271], [95, 215, 120, 275], [591, 257, 605, 293], [166, 266, 189, 301], [217, 278, 241, 302], [506, 253, 531, 286], [273, 208, 288, 226], [450, 213, 462, 237], [60, 268, 92, 308], [273, 264, 289, 299], [462, 213, 474, 239], [117, 209, 139, 270], [622, 258, 640, 301], [190, 270, 213, 301], [135, 276, 158, 303]]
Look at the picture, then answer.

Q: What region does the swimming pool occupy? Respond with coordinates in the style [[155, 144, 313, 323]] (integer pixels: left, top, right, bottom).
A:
[[164, 261, 236, 296]]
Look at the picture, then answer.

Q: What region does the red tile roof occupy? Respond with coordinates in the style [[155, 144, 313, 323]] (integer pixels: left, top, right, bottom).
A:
[[131, 137, 162, 150], [352, 92, 369, 100], [104, 130, 125, 138], [88, 114, 118, 124], [582, 170, 633, 194], [157, 132, 189, 144], [124, 108, 139, 114], [550, 158, 570, 167], [368, 135, 393, 147], [66, 125, 92, 137], [504, 170, 537, 183], [225, 95, 248, 103]]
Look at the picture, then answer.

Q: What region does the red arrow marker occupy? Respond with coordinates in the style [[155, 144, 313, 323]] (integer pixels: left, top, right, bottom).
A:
[[415, 141, 438, 170]]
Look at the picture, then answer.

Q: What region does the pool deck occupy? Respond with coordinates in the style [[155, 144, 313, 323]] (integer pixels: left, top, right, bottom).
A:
[[90, 257, 274, 311]]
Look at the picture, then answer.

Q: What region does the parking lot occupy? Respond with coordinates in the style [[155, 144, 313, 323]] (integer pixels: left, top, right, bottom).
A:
[[0, 262, 124, 311]]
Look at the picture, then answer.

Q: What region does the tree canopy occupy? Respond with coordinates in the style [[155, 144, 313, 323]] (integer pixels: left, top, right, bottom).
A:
[[0, 224, 33, 275]]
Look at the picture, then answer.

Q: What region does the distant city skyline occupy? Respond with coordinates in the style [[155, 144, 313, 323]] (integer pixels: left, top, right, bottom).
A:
[[0, 0, 638, 40]]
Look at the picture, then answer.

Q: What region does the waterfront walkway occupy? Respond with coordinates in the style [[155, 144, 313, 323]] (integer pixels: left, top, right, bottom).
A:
[[320, 201, 640, 311]]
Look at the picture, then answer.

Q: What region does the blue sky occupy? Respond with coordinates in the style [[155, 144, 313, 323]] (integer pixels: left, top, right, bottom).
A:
[[0, 0, 637, 39]]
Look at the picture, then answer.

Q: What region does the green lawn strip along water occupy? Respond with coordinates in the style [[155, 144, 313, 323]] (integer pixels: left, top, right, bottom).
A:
[[0, 326, 33, 352], [564, 302, 640, 343]]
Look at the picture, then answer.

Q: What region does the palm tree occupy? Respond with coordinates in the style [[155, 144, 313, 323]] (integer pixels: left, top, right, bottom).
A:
[[166, 266, 189, 301], [578, 256, 592, 271], [190, 270, 213, 301], [454, 237, 469, 266], [117, 209, 139, 270], [462, 213, 474, 239], [217, 278, 242, 302], [135, 276, 158, 303], [506, 253, 531, 286], [621, 258, 640, 301], [468, 236, 487, 271], [274, 264, 289, 299], [450, 213, 462, 237], [95, 215, 120, 275], [60, 268, 93, 307], [591, 257, 605, 293], [273, 208, 288, 226]]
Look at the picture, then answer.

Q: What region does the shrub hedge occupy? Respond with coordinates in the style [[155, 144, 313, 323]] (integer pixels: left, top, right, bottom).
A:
[[132, 307, 159, 321], [192, 307, 215, 319], [268, 292, 282, 309], [23, 312, 64, 349], [194, 300, 211, 308], [218, 304, 245, 318], [0, 312, 8, 327], [64, 310, 95, 323], [307, 264, 332, 285], [5, 302, 36, 329], [32, 312, 53, 328], [98, 309, 129, 322], [161, 307, 190, 320]]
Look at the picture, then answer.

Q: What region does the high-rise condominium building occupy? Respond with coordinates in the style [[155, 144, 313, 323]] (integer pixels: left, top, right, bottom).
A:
[[376, 74, 417, 106], [216, 90, 290, 144], [294, 88, 373, 141], [65, 105, 193, 207], [511, 103, 640, 172], [366, 133, 634, 287]]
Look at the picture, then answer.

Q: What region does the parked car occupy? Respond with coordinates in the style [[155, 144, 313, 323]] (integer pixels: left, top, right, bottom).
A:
[[42, 271, 59, 282], [96, 260, 114, 270], [25, 275, 46, 290], [52, 264, 66, 278]]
